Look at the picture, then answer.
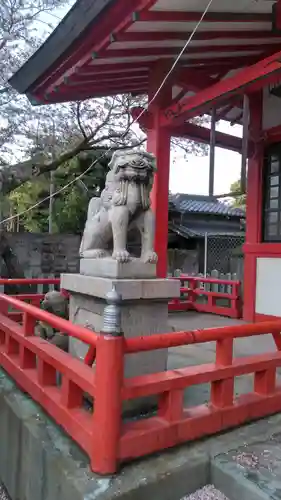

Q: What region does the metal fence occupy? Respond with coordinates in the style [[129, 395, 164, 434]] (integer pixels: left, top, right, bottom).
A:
[[204, 234, 245, 275]]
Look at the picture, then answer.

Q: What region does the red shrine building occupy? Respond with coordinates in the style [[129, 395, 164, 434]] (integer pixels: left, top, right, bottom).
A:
[[9, 0, 281, 323]]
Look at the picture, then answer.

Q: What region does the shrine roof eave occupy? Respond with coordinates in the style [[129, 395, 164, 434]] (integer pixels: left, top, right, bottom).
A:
[[8, 0, 281, 119], [8, 0, 115, 94]]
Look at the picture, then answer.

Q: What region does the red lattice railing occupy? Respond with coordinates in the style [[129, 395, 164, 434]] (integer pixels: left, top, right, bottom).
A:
[[0, 286, 280, 475], [1, 276, 242, 319], [0, 292, 98, 460], [0, 278, 61, 323], [169, 275, 242, 318]]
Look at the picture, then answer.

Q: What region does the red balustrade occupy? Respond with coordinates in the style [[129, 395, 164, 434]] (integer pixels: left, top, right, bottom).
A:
[[2, 276, 241, 319], [0, 293, 98, 463], [0, 278, 60, 285], [0, 278, 62, 321], [169, 275, 242, 318], [0, 291, 280, 475]]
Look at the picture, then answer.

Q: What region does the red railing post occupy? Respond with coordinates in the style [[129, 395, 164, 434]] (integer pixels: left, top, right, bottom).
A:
[[92, 334, 124, 475], [187, 277, 196, 308], [211, 339, 234, 408], [20, 312, 37, 369], [23, 312, 36, 336], [91, 287, 124, 475], [0, 296, 8, 316]]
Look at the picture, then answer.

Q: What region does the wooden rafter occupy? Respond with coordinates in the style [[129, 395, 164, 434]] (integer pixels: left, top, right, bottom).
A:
[[33, 0, 157, 96], [114, 30, 281, 43], [97, 44, 273, 60], [137, 10, 272, 23]]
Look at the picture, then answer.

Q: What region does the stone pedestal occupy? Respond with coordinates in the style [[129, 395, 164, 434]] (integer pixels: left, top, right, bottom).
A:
[[61, 273, 180, 415]]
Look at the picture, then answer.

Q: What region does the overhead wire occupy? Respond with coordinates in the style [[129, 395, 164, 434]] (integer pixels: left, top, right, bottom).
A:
[[0, 0, 214, 226]]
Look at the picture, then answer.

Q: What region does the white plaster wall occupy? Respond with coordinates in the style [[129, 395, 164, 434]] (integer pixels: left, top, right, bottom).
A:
[[255, 257, 281, 316], [263, 86, 281, 130]]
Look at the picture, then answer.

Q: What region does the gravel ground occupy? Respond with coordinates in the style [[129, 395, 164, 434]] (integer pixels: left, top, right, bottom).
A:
[[0, 485, 9, 500], [182, 485, 229, 500]]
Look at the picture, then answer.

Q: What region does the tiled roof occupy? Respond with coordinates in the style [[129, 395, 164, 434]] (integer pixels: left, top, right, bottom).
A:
[[170, 223, 245, 239], [169, 194, 245, 218]]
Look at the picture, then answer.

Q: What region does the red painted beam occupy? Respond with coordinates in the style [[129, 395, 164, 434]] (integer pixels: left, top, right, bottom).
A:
[[43, 52, 267, 102], [82, 57, 257, 76], [176, 70, 221, 93], [115, 30, 281, 43], [69, 72, 149, 86], [130, 106, 242, 152], [169, 122, 242, 152], [38, 54, 266, 103], [70, 68, 213, 98], [53, 80, 148, 95], [273, 0, 281, 30], [160, 49, 281, 126], [130, 106, 152, 129], [137, 10, 272, 23], [79, 62, 152, 76], [65, 77, 148, 90], [97, 44, 269, 60]]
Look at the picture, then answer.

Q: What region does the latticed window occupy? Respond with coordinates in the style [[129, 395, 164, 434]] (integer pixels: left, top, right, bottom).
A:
[[263, 145, 281, 242]]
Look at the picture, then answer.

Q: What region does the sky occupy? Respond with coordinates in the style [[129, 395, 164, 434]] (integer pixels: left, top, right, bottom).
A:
[[169, 121, 242, 196]]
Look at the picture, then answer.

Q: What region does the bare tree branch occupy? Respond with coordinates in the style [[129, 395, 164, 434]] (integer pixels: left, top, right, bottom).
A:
[[76, 102, 87, 140]]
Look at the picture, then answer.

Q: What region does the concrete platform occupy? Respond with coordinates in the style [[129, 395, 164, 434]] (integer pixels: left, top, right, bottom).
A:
[[2, 364, 281, 500]]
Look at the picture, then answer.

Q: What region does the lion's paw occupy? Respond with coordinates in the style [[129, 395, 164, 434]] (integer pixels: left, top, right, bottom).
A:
[[141, 251, 158, 264], [82, 249, 107, 259], [112, 250, 131, 263]]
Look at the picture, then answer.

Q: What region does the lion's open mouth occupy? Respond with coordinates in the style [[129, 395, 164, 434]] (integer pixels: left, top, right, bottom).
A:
[[117, 178, 150, 209]]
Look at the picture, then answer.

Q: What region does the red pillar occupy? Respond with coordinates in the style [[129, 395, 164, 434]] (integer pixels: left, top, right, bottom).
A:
[[147, 65, 172, 278], [243, 90, 263, 321]]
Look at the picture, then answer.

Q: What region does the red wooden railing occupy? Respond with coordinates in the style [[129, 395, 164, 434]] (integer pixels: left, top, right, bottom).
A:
[[0, 278, 61, 323], [169, 275, 242, 318], [1, 276, 241, 319], [0, 293, 98, 462], [0, 288, 280, 475]]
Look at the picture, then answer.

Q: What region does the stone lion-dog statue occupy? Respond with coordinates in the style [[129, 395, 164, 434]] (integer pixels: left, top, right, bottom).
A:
[[80, 149, 158, 264], [35, 291, 69, 352]]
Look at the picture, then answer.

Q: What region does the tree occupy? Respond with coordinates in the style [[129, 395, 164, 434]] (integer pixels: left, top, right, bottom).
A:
[[230, 179, 246, 209], [8, 151, 110, 233], [0, 0, 70, 159]]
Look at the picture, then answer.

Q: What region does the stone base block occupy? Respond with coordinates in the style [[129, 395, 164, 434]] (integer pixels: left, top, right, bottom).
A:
[[61, 274, 180, 415], [61, 273, 179, 301], [80, 257, 156, 279]]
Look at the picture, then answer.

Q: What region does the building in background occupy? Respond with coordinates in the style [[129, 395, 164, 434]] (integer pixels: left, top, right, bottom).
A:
[[168, 194, 245, 276]]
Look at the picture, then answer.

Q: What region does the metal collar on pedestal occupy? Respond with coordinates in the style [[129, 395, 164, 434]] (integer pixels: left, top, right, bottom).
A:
[[102, 286, 123, 337]]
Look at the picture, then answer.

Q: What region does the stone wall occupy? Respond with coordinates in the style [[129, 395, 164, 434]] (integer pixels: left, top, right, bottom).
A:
[[2, 233, 80, 278], [1, 233, 199, 280]]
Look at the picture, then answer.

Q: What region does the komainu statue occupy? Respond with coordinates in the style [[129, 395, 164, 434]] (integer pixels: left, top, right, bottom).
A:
[[35, 291, 69, 352], [80, 150, 158, 263]]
